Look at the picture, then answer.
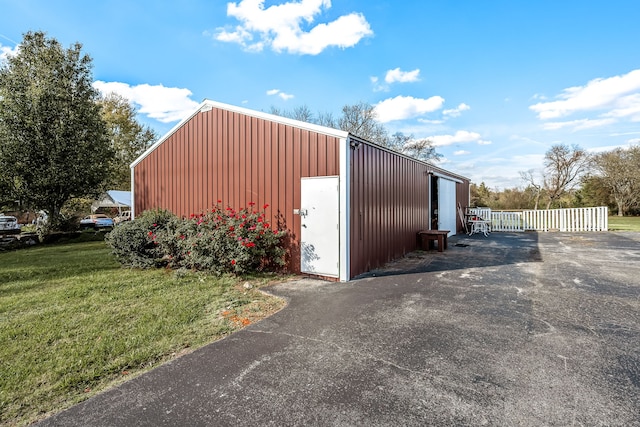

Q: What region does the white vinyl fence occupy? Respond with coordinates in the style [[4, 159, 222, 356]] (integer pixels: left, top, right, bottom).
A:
[[468, 206, 608, 232]]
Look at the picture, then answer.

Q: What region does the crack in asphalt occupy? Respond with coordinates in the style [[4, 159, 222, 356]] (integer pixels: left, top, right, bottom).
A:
[[248, 329, 436, 378]]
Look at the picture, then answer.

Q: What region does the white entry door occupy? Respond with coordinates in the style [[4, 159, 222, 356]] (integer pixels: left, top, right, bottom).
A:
[[438, 178, 457, 236], [300, 176, 340, 277]]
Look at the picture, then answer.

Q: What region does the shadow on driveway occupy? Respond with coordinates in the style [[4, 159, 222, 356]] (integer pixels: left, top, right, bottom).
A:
[[356, 232, 543, 278]]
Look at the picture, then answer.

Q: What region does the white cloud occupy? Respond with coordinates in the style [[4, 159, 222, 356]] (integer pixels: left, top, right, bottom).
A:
[[385, 67, 420, 84], [374, 95, 445, 123], [215, 0, 373, 55], [428, 130, 486, 147], [370, 76, 389, 92], [530, 69, 640, 120], [93, 81, 200, 123], [603, 93, 640, 121], [447, 153, 546, 190], [417, 118, 444, 125], [0, 42, 18, 64], [453, 150, 470, 156], [443, 103, 470, 118], [542, 118, 616, 131], [266, 88, 294, 100]]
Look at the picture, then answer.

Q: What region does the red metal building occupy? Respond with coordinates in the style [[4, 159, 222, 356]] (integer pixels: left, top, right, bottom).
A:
[[131, 100, 470, 281]]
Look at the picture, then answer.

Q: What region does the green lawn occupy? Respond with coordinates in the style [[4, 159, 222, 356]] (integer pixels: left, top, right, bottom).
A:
[[608, 216, 640, 231], [0, 241, 286, 426]]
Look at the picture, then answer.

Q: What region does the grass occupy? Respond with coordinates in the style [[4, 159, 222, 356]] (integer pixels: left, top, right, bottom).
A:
[[0, 241, 287, 426], [608, 216, 640, 231]]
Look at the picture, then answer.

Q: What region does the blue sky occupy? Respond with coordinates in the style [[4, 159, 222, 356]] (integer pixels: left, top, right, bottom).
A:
[[2, 0, 640, 189]]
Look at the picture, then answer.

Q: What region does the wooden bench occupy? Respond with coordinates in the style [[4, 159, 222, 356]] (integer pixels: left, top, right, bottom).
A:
[[416, 230, 450, 252]]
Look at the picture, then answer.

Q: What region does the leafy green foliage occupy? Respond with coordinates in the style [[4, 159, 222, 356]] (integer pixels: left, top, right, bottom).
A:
[[105, 209, 177, 268], [98, 93, 157, 190], [591, 145, 640, 216], [106, 203, 287, 275], [0, 31, 113, 229]]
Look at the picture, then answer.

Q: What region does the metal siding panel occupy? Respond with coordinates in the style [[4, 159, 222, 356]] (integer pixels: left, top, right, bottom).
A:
[[238, 114, 247, 208], [270, 122, 279, 219], [207, 110, 215, 208], [215, 111, 221, 206], [309, 131, 318, 177], [258, 120, 266, 213], [193, 117, 198, 212], [197, 115, 206, 212], [201, 113, 208, 210], [150, 150, 157, 210], [173, 130, 180, 215], [230, 112, 238, 208], [328, 137, 339, 175], [249, 117, 258, 205], [301, 130, 310, 178], [278, 124, 287, 233], [285, 126, 294, 235], [317, 134, 327, 176], [293, 129, 302, 238], [348, 143, 432, 278], [264, 121, 273, 220], [226, 109, 233, 206], [157, 142, 165, 211], [162, 139, 169, 210], [186, 119, 193, 214], [181, 128, 187, 216]]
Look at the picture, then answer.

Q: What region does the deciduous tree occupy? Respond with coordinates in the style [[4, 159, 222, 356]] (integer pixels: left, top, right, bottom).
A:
[[592, 145, 640, 216], [542, 144, 590, 209], [0, 31, 113, 229], [338, 101, 388, 146], [98, 93, 157, 190], [268, 103, 441, 161], [519, 169, 544, 210]]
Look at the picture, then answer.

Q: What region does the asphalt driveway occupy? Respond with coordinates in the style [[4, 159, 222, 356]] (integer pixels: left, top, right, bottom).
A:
[[39, 232, 640, 426]]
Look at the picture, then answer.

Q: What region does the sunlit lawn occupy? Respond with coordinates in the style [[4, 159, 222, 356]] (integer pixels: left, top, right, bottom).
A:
[[0, 241, 286, 426], [608, 216, 640, 231]]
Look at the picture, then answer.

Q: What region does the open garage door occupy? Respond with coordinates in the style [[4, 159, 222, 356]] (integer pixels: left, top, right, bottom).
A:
[[437, 178, 457, 236]]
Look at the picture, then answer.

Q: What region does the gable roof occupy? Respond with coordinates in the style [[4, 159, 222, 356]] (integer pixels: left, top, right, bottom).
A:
[[91, 190, 131, 212]]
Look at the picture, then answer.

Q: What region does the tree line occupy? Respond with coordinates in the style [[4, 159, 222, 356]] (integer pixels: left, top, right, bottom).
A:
[[473, 143, 640, 216]]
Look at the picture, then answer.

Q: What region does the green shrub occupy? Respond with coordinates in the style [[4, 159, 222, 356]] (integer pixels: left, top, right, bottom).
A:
[[107, 203, 287, 275], [105, 209, 178, 268]]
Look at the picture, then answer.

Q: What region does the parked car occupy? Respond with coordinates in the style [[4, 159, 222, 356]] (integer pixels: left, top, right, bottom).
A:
[[0, 215, 21, 234], [113, 210, 131, 224], [80, 214, 114, 230]]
